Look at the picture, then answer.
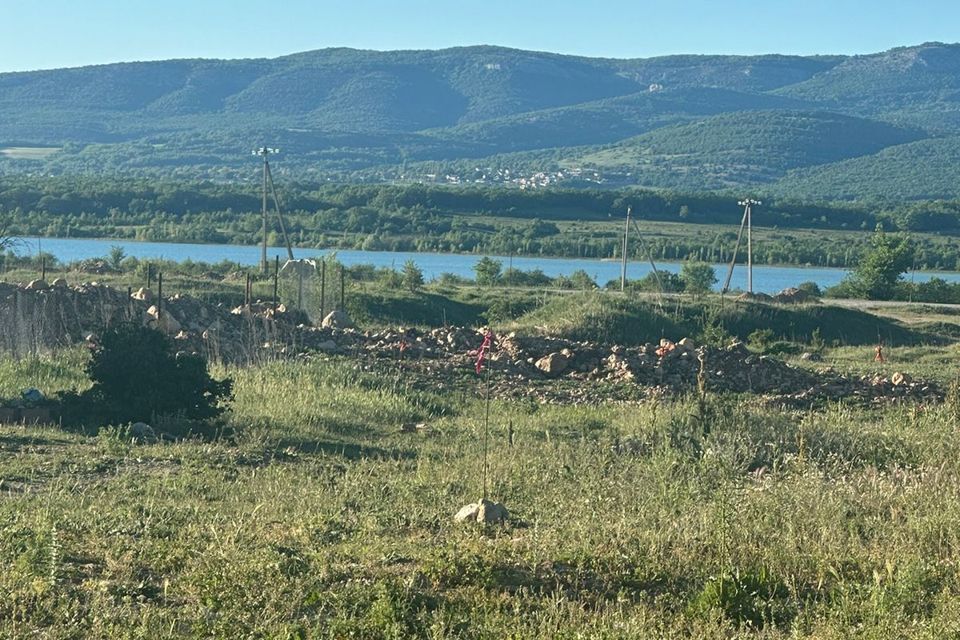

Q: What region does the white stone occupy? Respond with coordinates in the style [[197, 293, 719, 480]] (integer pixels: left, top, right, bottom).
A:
[[145, 305, 181, 334], [454, 503, 481, 522], [322, 310, 353, 329], [131, 287, 153, 301], [454, 499, 509, 524], [535, 352, 568, 376]]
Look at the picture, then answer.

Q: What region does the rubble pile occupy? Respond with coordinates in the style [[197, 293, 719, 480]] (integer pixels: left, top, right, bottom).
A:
[[773, 287, 814, 304], [0, 279, 942, 405], [308, 327, 943, 405]]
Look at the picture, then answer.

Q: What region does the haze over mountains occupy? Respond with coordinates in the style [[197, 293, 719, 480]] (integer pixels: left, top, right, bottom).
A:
[[2, 42, 960, 200]]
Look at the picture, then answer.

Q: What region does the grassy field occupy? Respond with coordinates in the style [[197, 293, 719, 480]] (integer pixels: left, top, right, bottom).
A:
[[2, 279, 960, 637], [3, 337, 960, 637], [0, 147, 61, 160]]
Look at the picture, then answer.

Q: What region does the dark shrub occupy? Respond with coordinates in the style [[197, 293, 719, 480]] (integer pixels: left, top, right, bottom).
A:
[[73, 323, 232, 428]]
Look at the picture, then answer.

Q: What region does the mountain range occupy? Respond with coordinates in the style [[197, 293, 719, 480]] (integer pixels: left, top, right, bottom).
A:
[[2, 43, 960, 200]]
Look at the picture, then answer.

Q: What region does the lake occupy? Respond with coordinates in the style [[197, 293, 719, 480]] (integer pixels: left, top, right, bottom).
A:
[[12, 236, 960, 295]]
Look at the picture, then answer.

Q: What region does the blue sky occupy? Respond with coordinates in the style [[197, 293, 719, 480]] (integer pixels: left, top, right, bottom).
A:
[[3, 0, 958, 72]]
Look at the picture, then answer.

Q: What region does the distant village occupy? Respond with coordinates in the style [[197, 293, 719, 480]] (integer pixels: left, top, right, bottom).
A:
[[417, 166, 607, 189]]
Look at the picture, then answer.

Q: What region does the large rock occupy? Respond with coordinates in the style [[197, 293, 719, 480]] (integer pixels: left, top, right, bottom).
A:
[[131, 287, 153, 302], [535, 352, 568, 377], [322, 310, 353, 329], [51, 278, 68, 289], [444, 327, 476, 350], [891, 371, 912, 386], [454, 499, 509, 524], [25, 279, 49, 291], [21, 388, 45, 404], [145, 305, 181, 334], [477, 499, 509, 524], [130, 422, 157, 443], [454, 503, 480, 522]]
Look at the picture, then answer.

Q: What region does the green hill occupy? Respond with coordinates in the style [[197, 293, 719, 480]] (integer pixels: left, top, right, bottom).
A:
[[776, 42, 960, 133], [771, 137, 960, 200], [567, 111, 923, 190], [3, 43, 960, 202], [0, 46, 838, 148], [420, 88, 813, 156]]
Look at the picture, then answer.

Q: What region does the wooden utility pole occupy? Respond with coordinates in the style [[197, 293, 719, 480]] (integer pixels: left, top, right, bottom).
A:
[[264, 160, 295, 261], [747, 203, 753, 293], [620, 206, 631, 292], [740, 198, 762, 293], [722, 206, 749, 294], [261, 152, 268, 272], [272, 256, 280, 312], [630, 217, 664, 295], [254, 146, 283, 272], [320, 261, 326, 320], [735, 199, 761, 294]]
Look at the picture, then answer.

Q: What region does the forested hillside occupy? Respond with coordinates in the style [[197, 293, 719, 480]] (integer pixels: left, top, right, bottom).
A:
[[569, 111, 923, 190], [1, 43, 959, 200]]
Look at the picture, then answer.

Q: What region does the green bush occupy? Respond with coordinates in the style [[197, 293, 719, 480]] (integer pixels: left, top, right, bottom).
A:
[[681, 262, 718, 297], [67, 323, 232, 429], [797, 281, 822, 297]]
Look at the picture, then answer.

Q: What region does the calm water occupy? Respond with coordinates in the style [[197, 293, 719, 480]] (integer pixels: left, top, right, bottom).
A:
[[14, 236, 960, 295]]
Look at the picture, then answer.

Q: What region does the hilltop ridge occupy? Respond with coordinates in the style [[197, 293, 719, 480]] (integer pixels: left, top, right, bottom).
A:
[[1, 42, 959, 200]]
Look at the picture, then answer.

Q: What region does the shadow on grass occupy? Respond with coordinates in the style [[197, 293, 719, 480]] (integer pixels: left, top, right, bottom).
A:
[[271, 436, 417, 461], [0, 431, 75, 451]]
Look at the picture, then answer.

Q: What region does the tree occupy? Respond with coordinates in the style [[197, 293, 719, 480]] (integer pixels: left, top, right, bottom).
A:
[[569, 269, 597, 290], [845, 225, 914, 300], [107, 245, 126, 271], [626, 271, 684, 293], [474, 257, 502, 286], [501, 267, 551, 287], [555, 269, 596, 290], [680, 262, 717, 297], [401, 259, 424, 292], [797, 281, 822, 297], [524, 219, 560, 238], [77, 323, 232, 427]]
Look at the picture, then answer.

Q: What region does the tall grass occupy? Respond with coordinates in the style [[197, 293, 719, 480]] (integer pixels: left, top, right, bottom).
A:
[[509, 291, 938, 347], [3, 355, 960, 636]]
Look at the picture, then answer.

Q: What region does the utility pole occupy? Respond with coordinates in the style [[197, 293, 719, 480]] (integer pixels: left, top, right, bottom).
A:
[[630, 216, 664, 296], [620, 206, 631, 292], [738, 199, 761, 293], [253, 147, 280, 272], [747, 203, 752, 293], [722, 206, 749, 295]]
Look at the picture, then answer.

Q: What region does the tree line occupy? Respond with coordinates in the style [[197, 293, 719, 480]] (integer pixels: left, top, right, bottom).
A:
[[6, 179, 960, 268]]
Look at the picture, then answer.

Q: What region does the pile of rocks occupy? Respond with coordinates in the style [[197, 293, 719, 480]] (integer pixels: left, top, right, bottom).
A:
[[490, 335, 819, 395], [0, 278, 942, 405], [783, 370, 940, 405], [327, 327, 942, 405], [773, 287, 814, 304]]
